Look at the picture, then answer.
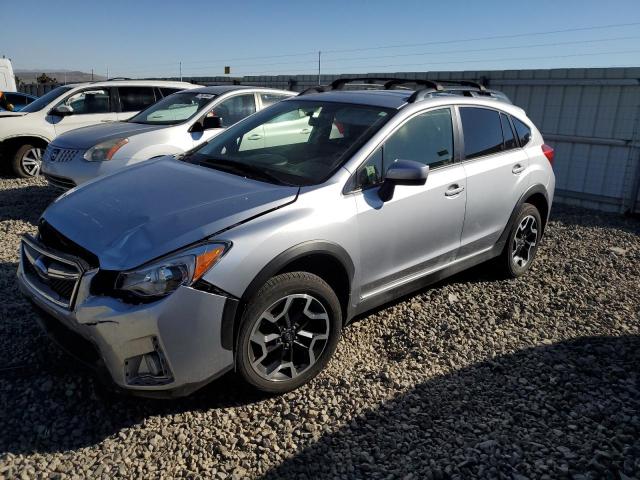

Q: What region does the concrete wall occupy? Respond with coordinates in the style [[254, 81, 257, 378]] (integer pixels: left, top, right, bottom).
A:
[[21, 67, 640, 213]]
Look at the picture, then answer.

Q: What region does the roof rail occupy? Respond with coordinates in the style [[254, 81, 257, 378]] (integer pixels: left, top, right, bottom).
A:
[[297, 76, 509, 104], [104, 77, 132, 81]]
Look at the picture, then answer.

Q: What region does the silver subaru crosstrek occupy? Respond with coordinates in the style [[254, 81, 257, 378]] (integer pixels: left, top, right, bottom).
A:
[[17, 78, 555, 397]]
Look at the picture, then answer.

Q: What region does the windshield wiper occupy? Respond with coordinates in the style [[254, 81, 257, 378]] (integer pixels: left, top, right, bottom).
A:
[[196, 156, 290, 186]]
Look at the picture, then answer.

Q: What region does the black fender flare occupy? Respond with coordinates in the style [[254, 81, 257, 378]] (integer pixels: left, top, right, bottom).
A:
[[220, 240, 355, 350], [496, 183, 550, 250]]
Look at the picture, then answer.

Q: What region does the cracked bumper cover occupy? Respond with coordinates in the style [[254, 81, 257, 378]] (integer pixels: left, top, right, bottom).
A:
[[17, 263, 236, 397]]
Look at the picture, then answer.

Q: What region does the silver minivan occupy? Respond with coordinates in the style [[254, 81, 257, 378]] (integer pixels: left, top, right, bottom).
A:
[[41, 86, 295, 189], [18, 78, 555, 397]]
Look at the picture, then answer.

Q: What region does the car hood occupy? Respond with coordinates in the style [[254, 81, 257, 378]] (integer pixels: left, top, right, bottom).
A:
[[42, 158, 299, 270], [52, 121, 168, 149], [0, 111, 28, 118]]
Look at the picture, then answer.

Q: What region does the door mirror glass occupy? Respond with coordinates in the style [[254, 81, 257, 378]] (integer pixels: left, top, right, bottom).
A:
[[379, 159, 429, 202], [52, 105, 74, 116]]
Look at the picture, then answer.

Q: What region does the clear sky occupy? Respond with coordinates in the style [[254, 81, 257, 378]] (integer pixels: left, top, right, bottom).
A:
[[1, 0, 639, 78]]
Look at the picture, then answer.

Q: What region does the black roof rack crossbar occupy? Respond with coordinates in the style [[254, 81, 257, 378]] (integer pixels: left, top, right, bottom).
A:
[[438, 80, 487, 91], [329, 76, 444, 91]]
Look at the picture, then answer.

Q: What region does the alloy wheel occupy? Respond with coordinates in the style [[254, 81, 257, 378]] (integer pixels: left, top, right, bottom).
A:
[[248, 293, 330, 382], [21, 148, 43, 176], [512, 214, 538, 268]]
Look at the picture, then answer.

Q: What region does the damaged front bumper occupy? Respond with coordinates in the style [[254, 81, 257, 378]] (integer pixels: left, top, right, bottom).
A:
[[17, 237, 236, 398]]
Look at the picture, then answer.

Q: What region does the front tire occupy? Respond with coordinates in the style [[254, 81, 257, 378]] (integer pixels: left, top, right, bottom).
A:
[[236, 272, 342, 393], [12, 144, 44, 177], [500, 203, 542, 278]]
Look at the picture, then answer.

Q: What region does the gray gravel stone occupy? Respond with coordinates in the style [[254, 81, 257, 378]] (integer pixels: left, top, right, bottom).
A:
[[0, 176, 638, 479]]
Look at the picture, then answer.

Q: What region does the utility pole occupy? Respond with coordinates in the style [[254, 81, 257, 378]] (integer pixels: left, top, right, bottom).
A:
[[91, 68, 94, 81], [317, 51, 321, 85], [106, 66, 109, 80], [179, 61, 182, 81]]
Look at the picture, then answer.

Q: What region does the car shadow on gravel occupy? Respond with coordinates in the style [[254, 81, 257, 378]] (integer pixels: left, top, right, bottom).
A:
[[0, 181, 59, 223], [263, 335, 640, 479]]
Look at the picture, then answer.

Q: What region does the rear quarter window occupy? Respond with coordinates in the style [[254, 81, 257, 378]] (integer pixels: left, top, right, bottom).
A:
[[512, 117, 532, 146]]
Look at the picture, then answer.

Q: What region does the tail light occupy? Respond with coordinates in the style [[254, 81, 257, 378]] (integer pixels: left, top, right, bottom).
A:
[[542, 144, 554, 167]]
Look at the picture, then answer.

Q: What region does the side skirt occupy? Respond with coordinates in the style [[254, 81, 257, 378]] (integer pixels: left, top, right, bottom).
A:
[[350, 241, 504, 319]]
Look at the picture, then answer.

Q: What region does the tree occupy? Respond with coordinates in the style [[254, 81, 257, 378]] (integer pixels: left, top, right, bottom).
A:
[[37, 73, 57, 84]]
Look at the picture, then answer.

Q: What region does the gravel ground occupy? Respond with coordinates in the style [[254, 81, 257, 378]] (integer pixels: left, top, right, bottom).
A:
[[0, 175, 638, 480]]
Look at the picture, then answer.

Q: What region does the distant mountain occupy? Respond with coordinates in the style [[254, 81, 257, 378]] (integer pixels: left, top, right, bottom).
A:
[[14, 69, 106, 84]]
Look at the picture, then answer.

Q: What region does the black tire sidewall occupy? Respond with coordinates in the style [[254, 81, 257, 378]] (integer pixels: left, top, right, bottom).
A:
[[236, 272, 342, 393], [12, 144, 39, 178], [504, 203, 542, 277]]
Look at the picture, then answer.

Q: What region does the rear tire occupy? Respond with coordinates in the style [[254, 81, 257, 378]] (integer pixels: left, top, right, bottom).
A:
[[499, 203, 542, 278], [236, 272, 342, 393], [12, 143, 44, 178]]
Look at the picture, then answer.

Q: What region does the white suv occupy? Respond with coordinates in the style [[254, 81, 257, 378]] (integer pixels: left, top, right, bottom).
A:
[[41, 86, 295, 189], [0, 79, 196, 177]]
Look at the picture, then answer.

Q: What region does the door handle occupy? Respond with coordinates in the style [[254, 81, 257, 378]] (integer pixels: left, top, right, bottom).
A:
[[247, 134, 263, 140], [445, 184, 465, 197], [300, 128, 311, 134], [512, 164, 525, 174]]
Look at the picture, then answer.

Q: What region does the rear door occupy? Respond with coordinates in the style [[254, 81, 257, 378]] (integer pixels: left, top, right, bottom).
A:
[[194, 92, 260, 148], [458, 106, 530, 256], [50, 87, 116, 135]]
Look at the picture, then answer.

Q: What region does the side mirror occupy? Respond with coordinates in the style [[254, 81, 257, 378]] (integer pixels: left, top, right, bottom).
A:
[[378, 159, 429, 202], [52, 105, 74, 116], [202, 116, 223, 130]]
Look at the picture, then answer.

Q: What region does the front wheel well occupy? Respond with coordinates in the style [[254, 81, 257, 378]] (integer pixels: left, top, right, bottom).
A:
[[275, 254, 351, 320], [2, 136, 49, 159]]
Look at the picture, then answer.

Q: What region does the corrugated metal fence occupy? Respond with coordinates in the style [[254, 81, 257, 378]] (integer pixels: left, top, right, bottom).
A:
[[21, 67, 640, 213]]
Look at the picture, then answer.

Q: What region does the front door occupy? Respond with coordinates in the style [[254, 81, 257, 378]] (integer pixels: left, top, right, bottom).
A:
[[353, 108, 467, 299], [50, 87, 116, 135]]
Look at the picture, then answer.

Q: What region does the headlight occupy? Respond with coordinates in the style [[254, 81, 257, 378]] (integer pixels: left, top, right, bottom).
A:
[[116, 242, 229, 298], [83, 138, 129, 162]]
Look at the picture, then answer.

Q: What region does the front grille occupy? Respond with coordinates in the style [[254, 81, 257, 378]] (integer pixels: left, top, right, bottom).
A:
[[44, 146, 82, 163], [21, 235, 83, 309], [38, 220, 98, 268], [43, 172, 76, 190]]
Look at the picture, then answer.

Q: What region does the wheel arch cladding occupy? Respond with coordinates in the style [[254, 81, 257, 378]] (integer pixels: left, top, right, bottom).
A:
[[523, 191, 549, 231], [221, 241, 354, 351]]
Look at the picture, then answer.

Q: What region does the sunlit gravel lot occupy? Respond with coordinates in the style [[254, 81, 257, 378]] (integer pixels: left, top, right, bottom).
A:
[[0, 176, 638, 479]]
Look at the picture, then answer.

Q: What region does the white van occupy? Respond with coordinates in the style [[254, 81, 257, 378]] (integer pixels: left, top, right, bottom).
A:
[[0, 58, 17, 92]]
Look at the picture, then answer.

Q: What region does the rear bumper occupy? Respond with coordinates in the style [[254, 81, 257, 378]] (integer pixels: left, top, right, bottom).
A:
[[17, 241, 236, 398]]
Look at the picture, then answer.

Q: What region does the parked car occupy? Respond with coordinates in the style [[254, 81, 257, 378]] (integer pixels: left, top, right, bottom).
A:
[[17, 78, 555, 397], [0, 92, 38, 111], [0, 79, 196, 177], [41, 86, 295, 189]]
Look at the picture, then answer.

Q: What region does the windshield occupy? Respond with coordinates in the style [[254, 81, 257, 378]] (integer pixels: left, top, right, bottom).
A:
[[20, 86, 73, 113], [129, 91, 217, 125], [183, 100, 393, 186]]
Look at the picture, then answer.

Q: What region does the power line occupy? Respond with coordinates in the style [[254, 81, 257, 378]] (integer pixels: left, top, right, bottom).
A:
[[223, 49, 640, 76], [107, 21, 640, 75], [321, 21, 640, 54], [175, 35, 640, 73]]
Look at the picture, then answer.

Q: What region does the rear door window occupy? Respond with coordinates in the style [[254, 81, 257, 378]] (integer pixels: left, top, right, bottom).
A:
[[260, 93, 290, 108], [460, 107, 503, 159], [118, 87, 157, 112], [210, 94, 257, 127], [159, 87, 182, 97]]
